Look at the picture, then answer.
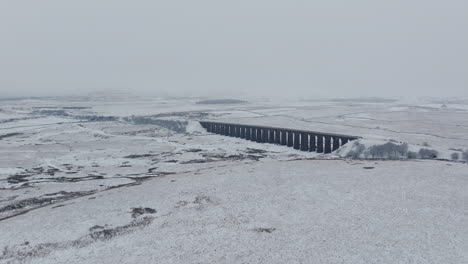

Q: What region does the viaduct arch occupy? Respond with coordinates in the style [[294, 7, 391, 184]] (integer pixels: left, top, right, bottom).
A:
[[199, 121, 360, 154]]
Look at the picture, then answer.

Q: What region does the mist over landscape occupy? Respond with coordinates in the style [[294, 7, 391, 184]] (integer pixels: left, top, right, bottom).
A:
[[1, 1, 467, 264], [1, 0, 467, 98]]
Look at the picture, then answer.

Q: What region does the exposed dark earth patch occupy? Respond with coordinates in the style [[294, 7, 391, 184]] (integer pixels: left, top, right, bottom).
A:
[[0, 191, 94, 220], [0, 171, 171, 221], [34, 109, 69, 116], [0, 117, 40, 124], [180, 152, 266, 164], [7, 174, 106, 187], [253, 228, 276, 234], [185, 148, 203, 153], [192, 195, 218, 210], [203, 153, 266, 162], [6, 174, 30, 184], [130, 207, 157, 218], [245, 148, 269, 154], [123, 172, 175, 182], [0, 196, 18, 203], [0, 217, 155, 262], [53, 175, 105, 183], [175, 195, 217, 210], [124, 154, 156, 159], [119, 162, 132, 167], [193, 195, 214, 205], [76, 115, 118, 122], [180, 159, 216, 164], [89, 225, 106, 232], [7, 166, 65, 184], [0, 133, 23, 140], [147, 167, 158, 173], [363, 167, 375, 169], [176, 201, 189, 207]]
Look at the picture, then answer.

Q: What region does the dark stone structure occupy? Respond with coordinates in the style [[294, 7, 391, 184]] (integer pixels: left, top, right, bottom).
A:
[[287, 131, 294, 147], [301, 133, 308, 152], [280, 130, 287, 146], [199, 121, 360, 153]]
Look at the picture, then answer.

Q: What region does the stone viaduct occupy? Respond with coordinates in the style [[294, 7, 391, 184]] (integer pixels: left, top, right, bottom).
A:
[[199, 121, 360, 154]]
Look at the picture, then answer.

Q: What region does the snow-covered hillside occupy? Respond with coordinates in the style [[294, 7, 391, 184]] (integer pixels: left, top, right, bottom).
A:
[[0, 95, 467, 263]]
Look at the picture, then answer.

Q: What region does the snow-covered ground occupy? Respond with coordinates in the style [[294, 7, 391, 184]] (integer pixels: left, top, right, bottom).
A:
[[0, 95, 467, 263]]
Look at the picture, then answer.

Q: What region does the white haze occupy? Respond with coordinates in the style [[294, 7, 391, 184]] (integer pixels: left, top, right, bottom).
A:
[[0, 0, 467, 98]]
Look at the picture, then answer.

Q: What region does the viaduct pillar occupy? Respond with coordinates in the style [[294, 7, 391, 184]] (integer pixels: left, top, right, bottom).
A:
[[324, 136, 332, 154], [287, 131, 294, 147], [293, 132, 300, 150], [332, 136, 340, 151], [309, 134, 316, 152], [251, 128, 257, 141], [301, 133, 309, 151], [274, 130, 281, 144], [256, 128, 262, 143], [316, 135, 324, 153], [341, 138, 349, 146], [281, 130, 287, 145]]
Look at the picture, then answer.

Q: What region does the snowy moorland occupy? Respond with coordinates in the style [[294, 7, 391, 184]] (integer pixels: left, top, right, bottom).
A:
[[0, 95, 467, 263]]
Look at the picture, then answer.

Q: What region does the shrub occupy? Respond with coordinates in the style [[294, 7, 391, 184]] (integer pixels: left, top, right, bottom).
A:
[[418, 148, 438, 159], [422, 142, 431, 147], [365, 142, 408, 159], [407, 151, 418, 159], [451, 153, 460, 160], [345, 142, 365, 159], [346, 151, 361, 159], [463, 150, 468, 161]]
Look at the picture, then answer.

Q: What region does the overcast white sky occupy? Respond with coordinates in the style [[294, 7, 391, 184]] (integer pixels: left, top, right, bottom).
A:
[[0, 0, 467, 98]]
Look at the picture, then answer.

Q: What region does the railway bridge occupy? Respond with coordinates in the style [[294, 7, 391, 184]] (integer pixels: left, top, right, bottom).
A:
[[199, 121, 360, 154]]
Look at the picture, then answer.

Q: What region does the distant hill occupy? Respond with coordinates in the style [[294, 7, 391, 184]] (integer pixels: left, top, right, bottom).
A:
[[196, 99, 248, 105], [329, 97, 398, 103]]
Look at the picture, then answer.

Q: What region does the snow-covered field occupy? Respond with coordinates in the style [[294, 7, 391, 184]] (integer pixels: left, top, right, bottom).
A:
[[0, 95, 467, 263]]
